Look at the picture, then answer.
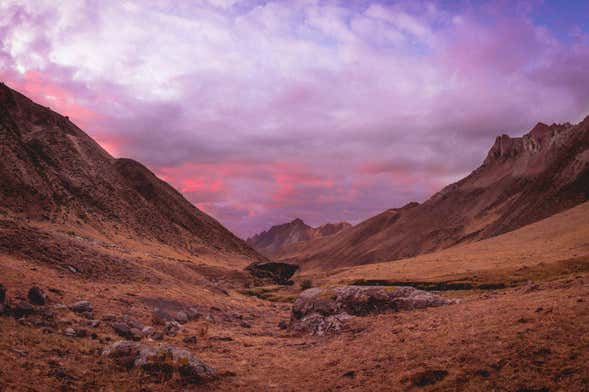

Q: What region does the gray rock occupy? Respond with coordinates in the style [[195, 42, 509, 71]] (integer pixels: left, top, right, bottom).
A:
[[27, 286, 47, 306], [185, 307, 202, 321], [175, 311, 188, 324], [152, 308, 173, 325], [290, 286, 457, 335], [63, 327, 76, 337], [111, 322, 142, 341], [102, 314, 117, 322], [164, 321, 182, 336], [70, 301, 93, 314], [12, 301, 34, 318], [102, 341, 217, 383]]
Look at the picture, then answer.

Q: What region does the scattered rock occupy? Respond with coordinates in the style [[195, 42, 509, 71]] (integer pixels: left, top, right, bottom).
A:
[[175, 311, 188, 324], [278, 320, 288, 330], [411, 370, 448, 387], [102, 314, 117, 322], [70, 301, 93, 314], [152, 308, 173, 325], [27, 286, 47, 306], [343, 371, 355, 379], [521, 281, 541, 293], [246, 262, 299, 285], [150, 331, 164, 341], [0, 303, 5, 316], [164, 321, 182, 336], [63, 328, 76, 337], [183, 336, 197, 344], [12, 301, 34, 318], [208, 336, 233, 341], [79, 311, 95, 320], [185, 307, 202, 321], [0, 284, 5, 303], [87, 320, 101, 328], [103, 341, 217, 384], [111, 322, 142, 341], [240, 321, 251, 329], [291, 312, 352, 336]]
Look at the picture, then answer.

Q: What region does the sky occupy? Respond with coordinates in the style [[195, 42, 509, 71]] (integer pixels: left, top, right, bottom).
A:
[[1, 0, 589, 238]]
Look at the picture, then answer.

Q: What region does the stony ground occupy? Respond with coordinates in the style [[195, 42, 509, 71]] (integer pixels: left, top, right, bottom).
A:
[[1, 205, 589, 391]]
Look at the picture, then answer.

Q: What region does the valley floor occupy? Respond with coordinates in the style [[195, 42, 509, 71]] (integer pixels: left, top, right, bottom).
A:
[[1, 203, 589, 391], [1, 256, 588, 391]]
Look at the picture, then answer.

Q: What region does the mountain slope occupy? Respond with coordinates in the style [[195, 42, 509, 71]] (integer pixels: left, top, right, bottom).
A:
[[0, 82, 262, 261], [246, 218, 351, 257], [280, 118, 589, 269]]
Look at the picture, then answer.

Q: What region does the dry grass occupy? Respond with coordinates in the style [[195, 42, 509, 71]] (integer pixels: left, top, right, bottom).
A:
[[1, 203, 589, 390]]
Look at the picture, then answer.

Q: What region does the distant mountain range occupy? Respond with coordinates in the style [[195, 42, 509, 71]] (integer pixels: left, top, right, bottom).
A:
[[246, 219, 351, 257], [270, 119, 589, 269]]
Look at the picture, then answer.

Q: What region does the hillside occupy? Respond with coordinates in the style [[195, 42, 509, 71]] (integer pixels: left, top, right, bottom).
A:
[[246, 218, 351, 257], [279, 119, 589, 269], [0, 82, 262, 262]]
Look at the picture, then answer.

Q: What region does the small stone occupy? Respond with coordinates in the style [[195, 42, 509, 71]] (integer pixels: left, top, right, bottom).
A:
[[411, 370, 448, 387], [208, 336, 233, 341], [343, 371, 355, 379], [111, 322, 142, 341], [27, 286, 47, 306], [102, 314, 117, 322], [0, 304, 5, 316], [70, 301, 92, 313], [12, 301, 34, 318], [88, 320, 101, 328], [152, 308, 173, 325], [183, 336, 197, 344], [0, 284, 6, 303], [164, 321, 182, 336], [79, 311, 94, 320], [63, 328, 76, 337], [278, 320, 288, 330], [175, 311, 188, 324], [75, 329, 88, 338], [150, 331, 164, 341]]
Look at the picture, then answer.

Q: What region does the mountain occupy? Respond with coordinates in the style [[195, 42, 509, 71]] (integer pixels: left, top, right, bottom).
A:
[[246, 218, 351, 257], [279, 118, 589, 270], [0, 82, 262, 262]]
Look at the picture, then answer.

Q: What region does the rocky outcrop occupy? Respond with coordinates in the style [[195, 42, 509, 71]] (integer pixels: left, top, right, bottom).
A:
[[290, 286, 456, 335], [102, 341, 217, 384], [246, 261, 299, 285], [247, 218, 351, 257]]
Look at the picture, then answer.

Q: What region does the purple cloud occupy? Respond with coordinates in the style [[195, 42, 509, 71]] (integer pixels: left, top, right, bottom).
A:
[[1, 1, 589, 237]]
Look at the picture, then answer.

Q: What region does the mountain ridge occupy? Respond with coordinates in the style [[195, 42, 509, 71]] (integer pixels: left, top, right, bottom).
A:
[[277, 118, 589, 270], [0, 82, 263, 262], [246, 218, 352, 257]]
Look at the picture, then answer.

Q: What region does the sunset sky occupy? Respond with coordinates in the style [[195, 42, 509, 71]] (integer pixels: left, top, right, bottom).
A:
[[1, 0, 589, 237]]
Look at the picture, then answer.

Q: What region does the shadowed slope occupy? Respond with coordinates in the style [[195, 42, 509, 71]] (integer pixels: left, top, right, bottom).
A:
[[281, 119, 589, 270]]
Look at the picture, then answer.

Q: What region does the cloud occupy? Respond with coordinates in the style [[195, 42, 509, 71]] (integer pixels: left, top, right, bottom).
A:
[[1, 0, 588, 237]]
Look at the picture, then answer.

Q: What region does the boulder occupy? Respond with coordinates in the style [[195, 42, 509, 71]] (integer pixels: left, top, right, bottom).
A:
[[152, 308, 174, 325], [246, 262, 299, 285], [290, 286, 456, 335], [70, 301, 93, 314], [175, 311, 188, 324], [28, 286, 47, 306], [111, 322, 142, 341], [102, 341, 217, 384], [12, 301, 34, 318]]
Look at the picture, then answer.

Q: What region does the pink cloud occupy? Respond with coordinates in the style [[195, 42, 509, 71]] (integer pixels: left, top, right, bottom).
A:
[[1, 1, 589, 237]]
